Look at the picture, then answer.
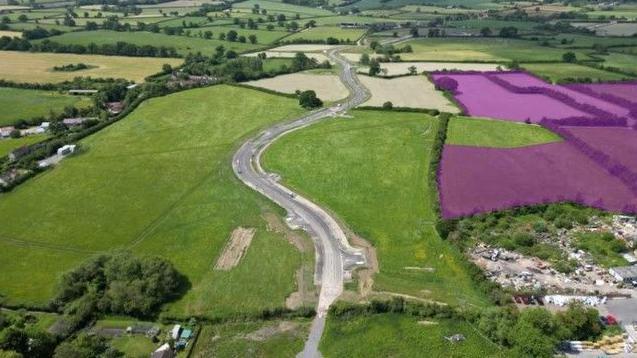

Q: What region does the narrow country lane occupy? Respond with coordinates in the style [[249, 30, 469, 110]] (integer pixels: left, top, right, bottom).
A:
[[231, 48, 370, 358]]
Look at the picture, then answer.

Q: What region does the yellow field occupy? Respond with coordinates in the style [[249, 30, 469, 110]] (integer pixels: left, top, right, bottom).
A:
[[359, 75, 459, 111], [244, 72, 349, 101], [0, 51, 182, 83], [0, 31, 22, 38]]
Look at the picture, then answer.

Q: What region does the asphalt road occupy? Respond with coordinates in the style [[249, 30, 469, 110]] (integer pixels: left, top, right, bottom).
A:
[[232, 49, 370, 357]]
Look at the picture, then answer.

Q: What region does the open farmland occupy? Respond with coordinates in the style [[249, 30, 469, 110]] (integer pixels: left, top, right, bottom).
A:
[[0, 51, 182, 83], [264, 110, 488, 305], [0, 87, 92, 126], [233, 0, 333, 17], [447, 116, 561, 148], [0, 85, 308, 317], [196, 25, 290, 44], [359, 75, 459, 111], [565, 81, 637, 103], [320, 314, 506, 357], [0, 30, 21, 38], [521, 63, 632, 83], [284, 26, 367, 42], [399, 38, 593, 62], [244, 72, 349, 101], [35, 30, 259, 56]]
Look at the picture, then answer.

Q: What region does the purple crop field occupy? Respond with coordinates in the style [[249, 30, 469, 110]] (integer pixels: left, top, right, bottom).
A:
[[567, 82, 637, 104], [439, 143, 637, 218], [430, 72, 590, 122], [435, 70, 637, 218]]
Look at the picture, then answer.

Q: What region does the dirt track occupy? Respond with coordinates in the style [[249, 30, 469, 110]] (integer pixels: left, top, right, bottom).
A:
[[214, 227, 255, 270]]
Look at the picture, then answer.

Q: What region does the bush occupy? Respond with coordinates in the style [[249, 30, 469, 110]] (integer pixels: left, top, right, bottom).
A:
[[298, 90, 322, 109], [382, 101, 393, 109]]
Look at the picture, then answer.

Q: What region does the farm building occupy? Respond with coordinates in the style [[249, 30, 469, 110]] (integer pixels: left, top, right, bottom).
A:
[[151, 343, 175, 358], [609, 266, 637, 284], [171, 324, 181, 340], [106, 102, 124, 114]]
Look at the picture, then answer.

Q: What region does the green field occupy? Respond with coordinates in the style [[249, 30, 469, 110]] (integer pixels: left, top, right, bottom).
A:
[[37, 30, 260, 56], [284, 26, 366, 42], [197, 25, 291, 44], [598, 52, 637, 75], [264, 110, 487, 305], [233, 0, 334, 17], [0, 87, 92, 126], [110, 335, 158, 358], [447, 116, 562, 148], [192, 320, 310, 357], [573, 232, 629, 268], [0, 134, 48, 157], [320, 314, 505, 357], [526, 34, 637, 49], [521, 63, 633, 82], [399, 38, 593, 62], [0, 85, 307, 318]]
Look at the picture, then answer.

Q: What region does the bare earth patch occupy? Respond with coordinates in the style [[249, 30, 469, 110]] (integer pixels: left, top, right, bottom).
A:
[[268, 44, 341, 52], [362, 62, 505, 76], [244, 73, 349, 101], [359, 75, 460, 111], [214, 227, 256, 271], [243, 321, 299, 341]]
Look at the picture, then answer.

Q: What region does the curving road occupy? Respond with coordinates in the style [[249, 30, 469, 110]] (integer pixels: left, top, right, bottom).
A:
[[232, 48, 370, 357]]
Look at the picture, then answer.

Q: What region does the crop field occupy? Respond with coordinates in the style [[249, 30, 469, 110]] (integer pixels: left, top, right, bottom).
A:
[[0, 87, 92, 126], [320, 314, 506, 357], [36, 30, 259, 56], [0, 85, 308, 316], [264, 110, 488, 305], [446, 116, 561, 148], [284, 26, 367, 42], [0, 51, 182, 83], [565, 81, 637, 103], [439, 139, 637, 218], [399, 38, 593, 62], [244, 51, 329, 63], [447, 19, 540, 32], [360, 75, 459, 111], [530, 34, 637, 48], [431, 71, 630, 122], [244, 73, 349, 101], [521, 63, 632, 83], [0, 30, 22, 38], [192, 320, 311, 357], [572, 22, 637, 36], [0, 134, 48, 157]]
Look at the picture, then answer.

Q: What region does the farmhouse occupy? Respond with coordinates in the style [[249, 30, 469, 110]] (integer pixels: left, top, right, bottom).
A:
[[609, 266, 637, 284], [151, 343, 175, 358], [0, 126, 15, 138]]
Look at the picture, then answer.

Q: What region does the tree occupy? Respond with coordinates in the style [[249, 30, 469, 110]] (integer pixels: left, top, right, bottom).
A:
[[409, 27, 419, 37], [360, 53, 370, 65], [435, 76, 459, 92], [54, 334, 122, 358], [17, 15, 27, 22], [368, 59, 380, 76], [298, 90, 322, 109], [499, 26, 518, 38], [562, 51, 577, 63], [557, 303, 602, 341], [408, 65, 417, 75], [162, 64, 173, 73], [226, 30, 238, 42], [480, 26, 492, 37], [248, 34, 257, 44], [9, 130, 20, 139], [203, 30, 212, 39], [382, 101, 393, 109]]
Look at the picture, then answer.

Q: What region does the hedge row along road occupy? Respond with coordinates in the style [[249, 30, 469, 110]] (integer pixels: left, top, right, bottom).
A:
[[232, 48, 370, 358]]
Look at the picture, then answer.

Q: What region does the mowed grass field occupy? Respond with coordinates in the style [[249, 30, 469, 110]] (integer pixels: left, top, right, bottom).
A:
[[447, 116, 562, 148], [0, 87, 92, 126], [399, 38, 593, 62], [36, 30, 259, 56], [264, 110, 487, 306], [0, 51, 182, 83], [521, 63, 633, 82], [0, 85, 307, 318], [320, 314, 506, 357]]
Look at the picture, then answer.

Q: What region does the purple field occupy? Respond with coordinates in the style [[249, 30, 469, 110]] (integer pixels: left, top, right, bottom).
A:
[[568, 82, 637, 104], [439, 143, 637, 218], [431, 73, 590, 122], [491, 72, 631, 119], [563, 126, 637, 172]]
